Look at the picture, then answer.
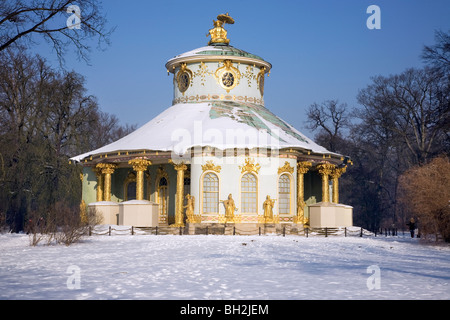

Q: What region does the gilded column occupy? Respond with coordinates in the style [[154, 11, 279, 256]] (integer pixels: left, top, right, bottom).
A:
[[330, 166, 347, 203], [80, 200, 87, 225], [98, 163, 117, 202], [317, 163, 335, 203], [94, 165, 104, 202], [171, 161, 187, 227], [296, 161, 312, 224], [128, 158, 152, 200]]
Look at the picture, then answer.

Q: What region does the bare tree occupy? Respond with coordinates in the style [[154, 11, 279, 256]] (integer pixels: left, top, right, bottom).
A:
[[0, 50, 132, 232], [357, 67, 450, 165], [0, 0, 114, 64], [422, 30, 450, 74], [305, 100, 350, 153], [27, 201, 102, 246]]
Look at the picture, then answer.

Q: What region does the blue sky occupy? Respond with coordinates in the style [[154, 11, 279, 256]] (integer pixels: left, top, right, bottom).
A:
[[39, 0, 450, 135]]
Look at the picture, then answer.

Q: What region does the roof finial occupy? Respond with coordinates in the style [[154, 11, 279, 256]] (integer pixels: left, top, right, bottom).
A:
[[207, 13, 235, 46]]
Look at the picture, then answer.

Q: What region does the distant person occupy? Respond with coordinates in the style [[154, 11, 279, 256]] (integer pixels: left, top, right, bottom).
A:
[[406, 218, 416, 238]]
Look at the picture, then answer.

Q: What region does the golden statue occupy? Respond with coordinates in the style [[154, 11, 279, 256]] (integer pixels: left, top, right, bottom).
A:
[[207, 13, 235, 45], [184, 194, 195, 223], [220, 194, 238, 222], [263, 195, 276, 223]]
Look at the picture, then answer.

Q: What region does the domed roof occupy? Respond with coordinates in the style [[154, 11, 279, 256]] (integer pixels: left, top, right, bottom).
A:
[[70, 101, 337, 163]]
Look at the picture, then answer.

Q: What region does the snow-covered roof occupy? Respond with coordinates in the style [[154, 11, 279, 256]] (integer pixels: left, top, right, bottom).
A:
[[71, 101, 337, 163]]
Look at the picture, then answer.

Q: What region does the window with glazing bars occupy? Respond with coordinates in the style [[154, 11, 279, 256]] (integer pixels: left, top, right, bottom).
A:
[[278, 174, 291, 214], [203, 173, 219, 214], [241, 173, 257, 213]]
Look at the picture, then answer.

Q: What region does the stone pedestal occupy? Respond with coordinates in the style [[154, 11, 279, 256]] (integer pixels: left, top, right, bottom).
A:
[[309, 202, 353, 228], [118, 200, 159, 227], [88, 201, 119, 225]]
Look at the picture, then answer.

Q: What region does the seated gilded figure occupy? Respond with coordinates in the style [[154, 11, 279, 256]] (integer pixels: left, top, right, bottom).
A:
[[207, 13, 234, 45]]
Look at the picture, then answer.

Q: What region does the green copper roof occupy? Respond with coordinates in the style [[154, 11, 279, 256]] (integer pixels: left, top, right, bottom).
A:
[[195, 45, 264, 61]]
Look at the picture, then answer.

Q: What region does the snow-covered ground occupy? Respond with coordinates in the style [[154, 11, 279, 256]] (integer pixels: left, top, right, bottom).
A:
[[1, 230, 449, 300]]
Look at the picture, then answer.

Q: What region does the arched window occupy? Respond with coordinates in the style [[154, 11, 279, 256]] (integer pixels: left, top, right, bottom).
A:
[[183, 177, 191, 207], [127, 182, 136, 201], [278, 174, 291, 214], [202, 173, 219, 214], [124, 172, 136, 201], [241, 173, 257, 214]]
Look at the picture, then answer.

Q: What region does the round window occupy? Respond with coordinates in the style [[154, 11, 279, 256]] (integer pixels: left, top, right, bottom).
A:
[[222, 72, 235, 88], [177, 71, 190, 93]]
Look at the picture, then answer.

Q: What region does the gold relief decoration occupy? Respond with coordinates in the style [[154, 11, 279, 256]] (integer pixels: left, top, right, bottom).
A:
[[201, 160, 222, 173], [172, 94, 264, 106], [192, 62, 213, 87], [176, 63, 193, 94], [278, 161, 294, 175], [239, 158, 261, 174], [156, 165, 168, 180], [214, 60, 241, 93], [242, 65, 255, 87], [257, 66, 266, 96], [233, 215, 242, 223]]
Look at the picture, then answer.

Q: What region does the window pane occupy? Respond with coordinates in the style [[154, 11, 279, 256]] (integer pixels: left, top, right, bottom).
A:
[[241, 173, 257, 213], [278, 174, 290, 214], [203, 173, 219, 214]]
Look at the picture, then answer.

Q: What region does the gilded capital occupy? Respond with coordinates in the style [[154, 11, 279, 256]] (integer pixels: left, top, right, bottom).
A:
[[330, 166, 347, 179], [96, 163, 117, 175], [297, 161, 312, 174], [128, 158, 151, 172], [168, 159, 187, 172], [317, 163, 335, 176]]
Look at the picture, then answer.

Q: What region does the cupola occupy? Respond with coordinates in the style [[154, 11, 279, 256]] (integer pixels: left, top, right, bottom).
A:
[[165, 13, 272, 106]]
